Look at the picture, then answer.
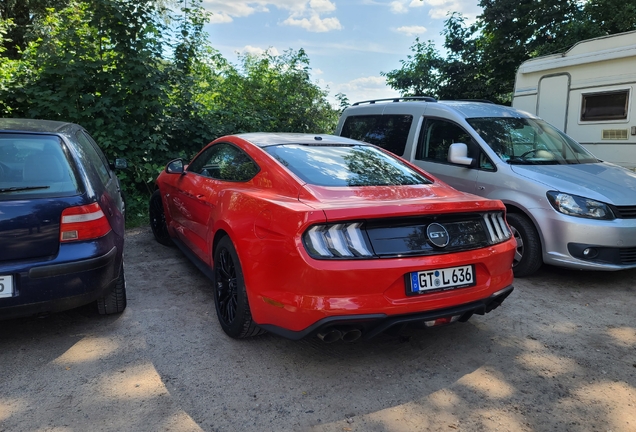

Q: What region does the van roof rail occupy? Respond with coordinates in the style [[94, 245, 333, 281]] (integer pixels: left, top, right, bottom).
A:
[[455, 99, 495, 104], [351, 96, 437, 106]]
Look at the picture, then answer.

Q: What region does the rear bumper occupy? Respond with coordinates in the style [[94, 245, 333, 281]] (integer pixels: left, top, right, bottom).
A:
[[259, 285, 514, 340], [247, 236, 516, 332], [0, 233, 122, 320]]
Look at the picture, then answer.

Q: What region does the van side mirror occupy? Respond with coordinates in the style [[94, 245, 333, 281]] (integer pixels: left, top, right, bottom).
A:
[[166, 159, 184, 174], [448, 143, 474, 166]]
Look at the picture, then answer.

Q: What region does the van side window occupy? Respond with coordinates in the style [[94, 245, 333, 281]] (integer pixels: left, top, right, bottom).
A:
[[340, 115, 412, 156], [581, 90, 629, 121], [416, 119, 474, 163]]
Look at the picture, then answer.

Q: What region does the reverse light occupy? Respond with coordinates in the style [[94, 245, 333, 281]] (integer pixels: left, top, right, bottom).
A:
[[546, 191, 615, 220], [304, 222, 373, 258], [424, 315, 461, 327], [60, 202, 112, 242]]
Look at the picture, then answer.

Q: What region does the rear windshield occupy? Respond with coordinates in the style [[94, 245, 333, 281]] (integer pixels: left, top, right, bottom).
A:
[[264, 144, 431, 187], [0, 134, 79, 199], [467, 117, 598, 165]]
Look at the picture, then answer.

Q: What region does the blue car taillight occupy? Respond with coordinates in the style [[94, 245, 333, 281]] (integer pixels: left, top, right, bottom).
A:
[[303, 222, 374, 259], [60, 202, 112, 242]]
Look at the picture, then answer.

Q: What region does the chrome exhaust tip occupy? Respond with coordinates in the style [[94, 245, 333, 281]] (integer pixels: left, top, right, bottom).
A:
[[341, 327, 362, 342], [317, 329, 342, 343]]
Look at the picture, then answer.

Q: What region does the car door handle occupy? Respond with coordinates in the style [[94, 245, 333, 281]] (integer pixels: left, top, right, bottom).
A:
[[196, 194, 206, 200]]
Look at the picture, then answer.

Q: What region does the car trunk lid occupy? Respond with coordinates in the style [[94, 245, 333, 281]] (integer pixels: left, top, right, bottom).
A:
[[299, 182, 505, 221], [0, 197, 75, 262]]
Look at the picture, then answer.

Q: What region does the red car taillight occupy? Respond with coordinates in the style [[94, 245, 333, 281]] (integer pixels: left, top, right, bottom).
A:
[[60, 202, 112, 242]]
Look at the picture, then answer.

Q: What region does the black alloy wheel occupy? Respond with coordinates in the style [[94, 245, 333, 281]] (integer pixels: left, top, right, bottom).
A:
[[216, 245, 238, 325], [213, 236, 264, 339], [149, 190, 172, 246]]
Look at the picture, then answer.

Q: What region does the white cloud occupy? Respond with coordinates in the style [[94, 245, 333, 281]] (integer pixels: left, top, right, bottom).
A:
[[328, 76, 400, 107], [420, 0, 482, 21], [209, 12, 234, 23], [395, 25, 427, 36], [389, 0, 426, 13], [203, 1, 342, 32], [390, 1, 409, 13], [283, 14, 342, 32], [309, 0, 336, 13], [240, 45, 280, 56]]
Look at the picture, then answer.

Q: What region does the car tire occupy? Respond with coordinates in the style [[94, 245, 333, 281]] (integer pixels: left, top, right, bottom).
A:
[[97, 263, 127, 314], [507, 213, 542, 277], [149, 190, 172, 246], [213, 236, 264, 339]]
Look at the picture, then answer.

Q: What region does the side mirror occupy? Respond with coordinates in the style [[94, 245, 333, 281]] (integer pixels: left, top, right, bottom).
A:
[[166, 159, 185, 174], [113, 158, 128, 169], [448, 143, 474, 166]]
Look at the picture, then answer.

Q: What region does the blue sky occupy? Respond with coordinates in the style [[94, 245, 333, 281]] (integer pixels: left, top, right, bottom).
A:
[[201, 0, 483, 105]]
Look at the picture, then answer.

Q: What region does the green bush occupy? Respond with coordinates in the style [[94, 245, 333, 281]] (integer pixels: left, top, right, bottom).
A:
[[0, 0, 338, 227]]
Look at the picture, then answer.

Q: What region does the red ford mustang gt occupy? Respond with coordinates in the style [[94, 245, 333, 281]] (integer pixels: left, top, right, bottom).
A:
[[150, 133, 516, 342]]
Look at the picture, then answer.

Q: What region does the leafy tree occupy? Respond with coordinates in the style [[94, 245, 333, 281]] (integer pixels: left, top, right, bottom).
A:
[[0, 0, 338, 225], [385, 0, 636, 104], [214, 48, 337, 135], [0, 0, 68, 59], [383, 38, 444, 97]]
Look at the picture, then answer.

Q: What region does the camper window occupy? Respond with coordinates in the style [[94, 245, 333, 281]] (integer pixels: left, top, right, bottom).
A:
[[580, 90, 629, 122]]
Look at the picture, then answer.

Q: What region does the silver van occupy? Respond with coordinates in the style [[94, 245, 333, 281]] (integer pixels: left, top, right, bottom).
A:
[[336, 97, 636, 276]]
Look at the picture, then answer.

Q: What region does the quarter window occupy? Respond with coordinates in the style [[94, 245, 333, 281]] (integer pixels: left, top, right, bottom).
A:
[[581, 90, 629, 121], [187, 143, 259, 182], [75, 131, 111, 185], [340, 115, 412, 156]]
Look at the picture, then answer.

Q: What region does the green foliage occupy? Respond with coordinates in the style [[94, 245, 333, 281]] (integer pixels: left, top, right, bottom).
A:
[[383, 38, 444, 98], [0, 0, 338, 226], [214, 48, 337, 134], [385, 0, 636, 104]]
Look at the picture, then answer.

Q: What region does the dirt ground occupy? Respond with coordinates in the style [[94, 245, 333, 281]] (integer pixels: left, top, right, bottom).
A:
[[1, 226, 635, 432]]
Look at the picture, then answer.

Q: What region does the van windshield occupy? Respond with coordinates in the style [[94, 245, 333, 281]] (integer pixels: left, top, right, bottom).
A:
[[467, 117, 599, 165]]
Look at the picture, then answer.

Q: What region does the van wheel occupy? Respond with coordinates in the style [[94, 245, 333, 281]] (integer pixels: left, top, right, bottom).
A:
[[507, 213, 542, 277], [97, 263, 127, 314], [149, 190, 172, 246], [213, 236, 264, 339]]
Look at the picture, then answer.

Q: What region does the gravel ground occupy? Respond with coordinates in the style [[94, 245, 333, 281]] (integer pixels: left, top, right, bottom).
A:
[[1, 226, 635, 432]]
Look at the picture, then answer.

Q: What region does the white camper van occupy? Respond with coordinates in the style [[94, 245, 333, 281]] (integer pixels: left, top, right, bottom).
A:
[[512, 31, 636, 170]]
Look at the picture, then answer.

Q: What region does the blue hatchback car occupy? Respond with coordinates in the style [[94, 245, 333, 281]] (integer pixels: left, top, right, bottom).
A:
[[0, 119, 126, 319]]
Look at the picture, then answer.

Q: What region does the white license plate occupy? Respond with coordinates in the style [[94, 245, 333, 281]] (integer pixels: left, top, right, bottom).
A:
[[0, 275, 13, 298], [408, 265, 475, 294]]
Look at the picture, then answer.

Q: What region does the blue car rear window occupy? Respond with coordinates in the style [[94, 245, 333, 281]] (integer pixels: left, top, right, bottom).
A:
[[265, 144, 432, 187], [0, 134, 79, 199]]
